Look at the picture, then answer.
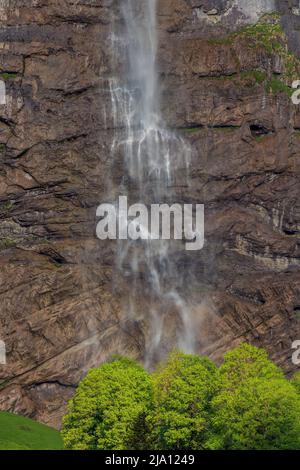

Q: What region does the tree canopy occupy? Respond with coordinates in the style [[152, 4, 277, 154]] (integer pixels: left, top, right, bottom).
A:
[[62, 356, 152, 450], [149, 351, 217, 450], [62, 344, 300, 450]]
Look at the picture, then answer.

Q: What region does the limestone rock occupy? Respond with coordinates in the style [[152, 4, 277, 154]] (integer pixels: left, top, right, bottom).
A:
[[0, 0, 299, 427]]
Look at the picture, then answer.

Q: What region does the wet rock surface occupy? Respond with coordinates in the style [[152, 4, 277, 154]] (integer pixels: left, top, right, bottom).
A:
[[0, 0, 299, 427]]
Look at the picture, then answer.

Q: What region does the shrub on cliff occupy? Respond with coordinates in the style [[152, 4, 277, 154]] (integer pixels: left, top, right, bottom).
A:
[[61, 356, 152, 450]]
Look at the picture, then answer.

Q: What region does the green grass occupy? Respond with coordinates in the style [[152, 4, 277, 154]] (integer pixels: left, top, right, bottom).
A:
[[254, 134, 273, 143], [0, 412, 63, 450], [240, 70, 267, 84], [0, 238, 16, 251], [266, 77, 293, 96], [0, 201, 14, 213], [0, 72, 17, 80], [183, 127, 204, 134], [233, 23, 283, 54]]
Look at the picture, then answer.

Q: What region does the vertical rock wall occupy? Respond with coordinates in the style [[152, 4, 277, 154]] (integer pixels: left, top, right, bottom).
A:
[[0, 0, 299, 427]]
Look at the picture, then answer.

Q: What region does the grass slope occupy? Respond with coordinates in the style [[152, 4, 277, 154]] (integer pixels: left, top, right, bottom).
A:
[[0, 412, 63, 450]]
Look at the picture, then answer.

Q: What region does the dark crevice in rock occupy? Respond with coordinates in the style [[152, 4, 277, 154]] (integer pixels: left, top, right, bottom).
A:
[[38, 248, 68, 266], [283, 228, 299, 236], [28, 380, 76, 390], [62, 85, 97, 97], [250, 123, 274, 137], [0, 117, 16, 128], [228, 287, 267, 305], [178, 124, 241, 133], [294, 306, 300, 317]]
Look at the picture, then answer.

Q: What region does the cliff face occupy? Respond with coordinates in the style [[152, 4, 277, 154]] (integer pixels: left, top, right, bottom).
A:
[[0, 0, 299, 428]]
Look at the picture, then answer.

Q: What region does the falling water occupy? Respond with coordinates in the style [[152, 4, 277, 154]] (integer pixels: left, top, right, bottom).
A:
[[109, 0, 194, 364]]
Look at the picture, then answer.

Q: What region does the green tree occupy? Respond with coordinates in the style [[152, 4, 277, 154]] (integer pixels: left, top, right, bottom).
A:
[[61, 345, 300, 451], [148, 351, 217, 450], [61, 356, 152, 450], [216, 343, 284, 388], [207, 344, 300, 450], [291, 371, 300, 395]]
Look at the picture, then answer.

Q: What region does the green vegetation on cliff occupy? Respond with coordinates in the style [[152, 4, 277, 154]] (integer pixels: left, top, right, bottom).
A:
[[0, 72, 17, 80], [62, 344, 300, 451], [0, 412, 63, 450], [209, 13, 300, 96]]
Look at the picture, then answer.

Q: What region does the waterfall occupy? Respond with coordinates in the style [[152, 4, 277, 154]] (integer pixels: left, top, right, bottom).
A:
[[108, 0, 195, 364]]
